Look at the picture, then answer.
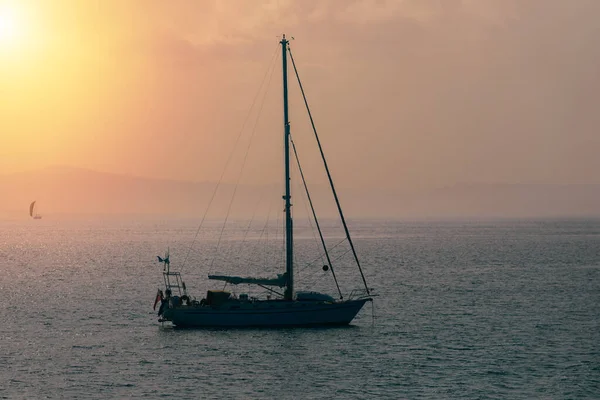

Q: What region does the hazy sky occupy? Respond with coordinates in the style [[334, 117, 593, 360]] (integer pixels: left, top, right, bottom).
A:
[[1, 0, 599, 191]]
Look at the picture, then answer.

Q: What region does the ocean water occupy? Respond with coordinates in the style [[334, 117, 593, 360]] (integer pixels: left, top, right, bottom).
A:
[[0, 218, 598, 399]]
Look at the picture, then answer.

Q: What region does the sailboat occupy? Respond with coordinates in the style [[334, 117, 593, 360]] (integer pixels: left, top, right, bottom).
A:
[[154, 35, 372, 327], [29, 201, 42, 219]]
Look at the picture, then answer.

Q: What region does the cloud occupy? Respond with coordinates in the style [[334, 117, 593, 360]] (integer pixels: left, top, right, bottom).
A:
[[118, 0, 600, 187]]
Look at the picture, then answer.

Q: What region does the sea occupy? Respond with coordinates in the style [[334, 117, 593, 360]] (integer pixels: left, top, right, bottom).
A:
[[1, 217, 598, 399]]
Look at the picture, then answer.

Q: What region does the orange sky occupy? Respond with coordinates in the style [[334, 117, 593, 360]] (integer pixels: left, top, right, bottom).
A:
[[1, 0, 599, 191]]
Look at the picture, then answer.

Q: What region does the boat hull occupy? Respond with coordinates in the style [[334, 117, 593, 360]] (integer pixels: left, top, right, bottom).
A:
[[164, 298, 371, 328]]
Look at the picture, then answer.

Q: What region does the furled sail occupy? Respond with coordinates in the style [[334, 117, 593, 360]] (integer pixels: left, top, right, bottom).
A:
[[208, 273, 287, 287], [29, 201, 36, 217]]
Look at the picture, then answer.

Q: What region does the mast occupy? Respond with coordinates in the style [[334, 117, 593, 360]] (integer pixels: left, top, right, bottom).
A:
[[281, 34, 293, 300]]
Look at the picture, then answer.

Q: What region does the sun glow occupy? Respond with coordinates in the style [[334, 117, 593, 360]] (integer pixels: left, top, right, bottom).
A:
[[0, 2, 23, 48], [0, 7, 18, 43]]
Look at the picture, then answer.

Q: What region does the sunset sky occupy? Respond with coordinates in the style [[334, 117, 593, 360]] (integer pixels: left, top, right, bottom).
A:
[[1, 0, 599, 192]]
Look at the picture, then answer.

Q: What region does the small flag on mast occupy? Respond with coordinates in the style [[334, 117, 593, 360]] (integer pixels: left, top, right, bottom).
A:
[[157, 255, 169, 264]]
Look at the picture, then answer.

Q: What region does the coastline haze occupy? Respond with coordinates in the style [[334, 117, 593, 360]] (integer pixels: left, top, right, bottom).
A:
[[1, 166, 599, 218]]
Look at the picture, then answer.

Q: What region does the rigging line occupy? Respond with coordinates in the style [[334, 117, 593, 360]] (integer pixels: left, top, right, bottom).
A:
[[238, 190, 266, 248], [257, 284, 284, 298], [297, 237, 347, 274], [180, 43, 280, 273], [221, 194, 260, 268], [290, 135, 343, 299], [331, 246, 353, 264], [291, 154, 324, 271], [222, 180, 267, 267], [210, 48, 279, 270], [251, 184, 276, 266], [288, 45, 370, 296], [289, 159, 326, 277]]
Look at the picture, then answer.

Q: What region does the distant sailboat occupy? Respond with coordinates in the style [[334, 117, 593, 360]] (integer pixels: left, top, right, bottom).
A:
[[29, 201, 42, 219]]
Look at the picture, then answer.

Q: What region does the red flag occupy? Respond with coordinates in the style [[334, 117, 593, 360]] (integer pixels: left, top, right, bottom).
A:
[[153, 289, 163, 310]]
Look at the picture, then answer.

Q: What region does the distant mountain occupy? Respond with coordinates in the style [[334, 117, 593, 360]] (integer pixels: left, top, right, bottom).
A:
[[1, 167, 599, 218]]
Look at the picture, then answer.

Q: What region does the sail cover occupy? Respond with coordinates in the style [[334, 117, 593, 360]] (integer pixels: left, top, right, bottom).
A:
[[29, 201, 36, 217], [208, 273, 287, 287]]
